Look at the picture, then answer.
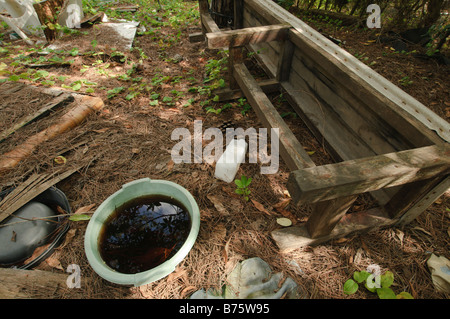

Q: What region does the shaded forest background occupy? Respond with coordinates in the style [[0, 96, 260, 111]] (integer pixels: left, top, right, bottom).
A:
[[278, 0, 450, 53]]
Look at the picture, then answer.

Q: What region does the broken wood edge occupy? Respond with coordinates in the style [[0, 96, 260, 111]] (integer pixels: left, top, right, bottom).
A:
[[206, 24, 290, 49], [271, 208, 395, 252]]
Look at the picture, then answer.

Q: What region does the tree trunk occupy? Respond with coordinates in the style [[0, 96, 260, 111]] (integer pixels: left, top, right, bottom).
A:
[[33, 0, 66, 42], [421, 0, 445, 27]]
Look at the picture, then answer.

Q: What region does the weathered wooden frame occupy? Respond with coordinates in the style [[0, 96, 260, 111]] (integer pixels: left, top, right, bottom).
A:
[[194, 0, 450, 251]]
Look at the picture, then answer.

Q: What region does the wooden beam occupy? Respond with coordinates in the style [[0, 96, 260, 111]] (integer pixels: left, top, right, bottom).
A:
[[206, 24, 290, 49], [233, 63, 358, 241], [271, 208, 394, 252], [287, 144, 450, 205], [396, 176, 450, 225], [201, 13, 220, 33], [245, 0, 450, 145], [212, 78, 280, 101], [386, 174, 450, 220], [0, 268, 90, 298], [233, 63, 315, 170]]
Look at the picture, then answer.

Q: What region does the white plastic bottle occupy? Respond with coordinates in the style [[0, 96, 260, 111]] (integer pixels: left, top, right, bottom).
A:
[[214, 139, 248, 183]]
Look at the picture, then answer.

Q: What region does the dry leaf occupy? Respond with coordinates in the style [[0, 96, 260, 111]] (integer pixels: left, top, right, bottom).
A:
[[46, 256, 64, 270], [207, 194, 229, 216], [395, 229, 405, 244], [180, 286, 197, 299], [278, 209, 298, 224], [56, 205, 67, 214], [131, 148, 140, 154], [273, 198, 292, 211], [167, 159, 174, 171], [167, 266, 187, 282], [59, 228, 76, 249], [251, 199, 271, 216], [211, 223, 227, 242], [74, 203, 96, 215], [335, 237, 350, 244], [24, 244, 50, 264], [11, 230, 16, 242]]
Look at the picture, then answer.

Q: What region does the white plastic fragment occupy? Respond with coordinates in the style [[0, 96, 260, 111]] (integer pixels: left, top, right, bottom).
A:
[[214, 138, 247, 183]]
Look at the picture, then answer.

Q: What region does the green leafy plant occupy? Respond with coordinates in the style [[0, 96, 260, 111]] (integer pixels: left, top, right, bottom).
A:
[[344, 270, 414, 299], [234, 175, 252, 201]]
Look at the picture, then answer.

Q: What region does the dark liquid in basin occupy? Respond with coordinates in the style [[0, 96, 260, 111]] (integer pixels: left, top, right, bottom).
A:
[[98, 195, 191, 274]]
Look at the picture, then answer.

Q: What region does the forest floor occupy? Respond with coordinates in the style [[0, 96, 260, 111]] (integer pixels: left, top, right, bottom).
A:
[[0, 0, 448, 299]]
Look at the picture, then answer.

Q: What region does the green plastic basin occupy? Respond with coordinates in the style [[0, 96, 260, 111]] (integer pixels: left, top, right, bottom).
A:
[[84, 178, 200, 286]]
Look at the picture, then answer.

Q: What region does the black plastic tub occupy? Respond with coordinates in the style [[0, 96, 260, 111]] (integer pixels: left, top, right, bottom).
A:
[[0, 186, 71, 269]]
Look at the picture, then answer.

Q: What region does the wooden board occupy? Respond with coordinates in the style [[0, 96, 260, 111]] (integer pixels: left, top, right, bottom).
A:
[[206, 24, 289, 49], [233, 63, 315, 170], [287, 144, 450, 204], [245, 0, 450, 145], [0, 268, 88, 298]]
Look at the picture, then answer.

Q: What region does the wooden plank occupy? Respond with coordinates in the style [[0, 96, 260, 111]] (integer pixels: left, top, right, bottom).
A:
[[206, 24, 289, 49], [287, 144, 450, 205], [201, 13, 220, 33], [229, 46, 244, 90], [233, 63, 315, 170], [290, 53, 413, 154], [0, 166, 83, 223], [0, 268, 89, 298], [246, 0, 450, 145], [212, 78, 279, 101], [271, 208, 394, 251], [189, 32, 205, 43], [243, 6, 279, 77], [276, 38, 294, 82], [396, 176, 450, 225], [386, 174, 450, 220], [284, 70, 399, 205], [281, 80, 374, 162]]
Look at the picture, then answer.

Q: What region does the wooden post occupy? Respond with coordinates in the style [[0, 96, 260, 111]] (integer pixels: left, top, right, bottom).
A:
[[276, 36, 295, 82], [229, 47, 244, 90], [305, 196, 358, 238], [198, 0, 209, 34], [234, 0, 244, 29]]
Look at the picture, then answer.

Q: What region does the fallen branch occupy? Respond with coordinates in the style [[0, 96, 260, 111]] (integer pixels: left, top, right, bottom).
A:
[[0, 93, 74, 143], [0, 95, 104, 174], [0, 166, 83, 223]]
